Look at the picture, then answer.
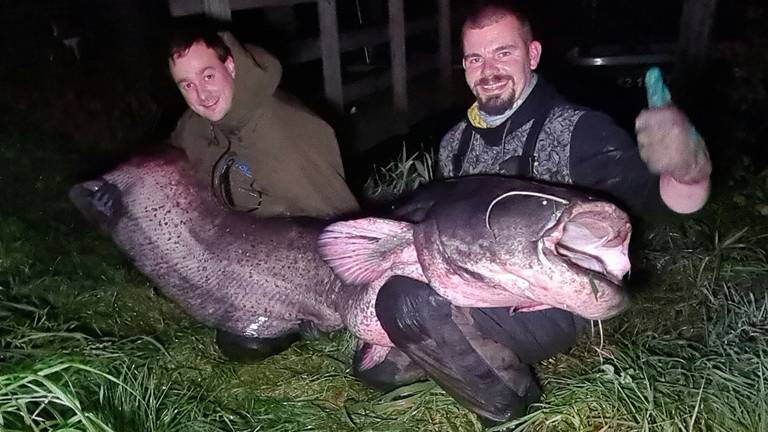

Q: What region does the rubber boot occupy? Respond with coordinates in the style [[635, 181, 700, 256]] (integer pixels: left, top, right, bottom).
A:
[[353, 343, 428, 392], [215, 329, 300, 362], [375, 276, 541, 422]]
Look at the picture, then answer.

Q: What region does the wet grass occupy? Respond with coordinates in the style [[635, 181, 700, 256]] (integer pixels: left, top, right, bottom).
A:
[[363, 143, 435, 204], [0, 128, 480, 430], [2, 84, 767, 430]]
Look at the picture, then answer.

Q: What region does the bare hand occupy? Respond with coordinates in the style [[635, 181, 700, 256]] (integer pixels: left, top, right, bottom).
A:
[[635, 106, 711, 184]]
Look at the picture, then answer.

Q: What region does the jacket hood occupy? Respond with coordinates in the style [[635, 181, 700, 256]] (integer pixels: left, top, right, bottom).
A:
[[214, 32, 282, 133]]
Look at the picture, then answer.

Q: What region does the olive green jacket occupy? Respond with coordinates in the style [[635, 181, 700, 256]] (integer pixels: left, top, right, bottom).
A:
[[171, 33, 359, 218]]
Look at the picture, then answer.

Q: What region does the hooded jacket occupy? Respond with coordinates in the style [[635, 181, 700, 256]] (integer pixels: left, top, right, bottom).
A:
[[171, 32, 359, 218]]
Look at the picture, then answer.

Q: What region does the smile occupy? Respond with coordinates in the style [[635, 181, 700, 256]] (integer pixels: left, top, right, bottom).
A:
[[201, 98, 220, 109], [479, 80, 509, 93]]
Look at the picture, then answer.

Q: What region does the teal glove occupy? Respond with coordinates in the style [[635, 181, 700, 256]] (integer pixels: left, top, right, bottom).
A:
[[645, 67, 672, 108], [640, 67, 711, 213], [644, 67, 703, 144]]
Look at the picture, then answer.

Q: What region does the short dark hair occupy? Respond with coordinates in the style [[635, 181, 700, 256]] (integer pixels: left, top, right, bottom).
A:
[[462, 1, 534, 43], [168, 26, 232, 64]]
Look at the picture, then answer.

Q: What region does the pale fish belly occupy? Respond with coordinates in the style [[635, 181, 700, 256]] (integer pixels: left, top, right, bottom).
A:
[[344, 267, 427, 347], [345, 278, 393, 347]]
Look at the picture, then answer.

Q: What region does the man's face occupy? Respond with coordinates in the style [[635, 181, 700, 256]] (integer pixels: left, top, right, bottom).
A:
[[169, 41, 236, 122], [462, 15, 541, 115]]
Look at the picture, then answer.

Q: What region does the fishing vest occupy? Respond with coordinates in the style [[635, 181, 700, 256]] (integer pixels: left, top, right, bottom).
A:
[[441, 79, 586, 184]]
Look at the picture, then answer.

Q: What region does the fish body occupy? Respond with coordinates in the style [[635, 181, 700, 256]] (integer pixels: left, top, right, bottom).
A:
[[69, 149, 345, 339], [319, 176, 632, 348], [71, 152, 631, 358]]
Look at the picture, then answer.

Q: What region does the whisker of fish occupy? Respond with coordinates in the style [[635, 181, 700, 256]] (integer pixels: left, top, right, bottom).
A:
[[485, 191, 570, 231], [590, 319, 607, 362], [536, 240, 554, 271], [598, 319, 604, 354]]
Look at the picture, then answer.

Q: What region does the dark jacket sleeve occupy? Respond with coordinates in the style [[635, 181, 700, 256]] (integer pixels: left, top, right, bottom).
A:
[[569, 111, 668, 220], [468, 307, 588, 365]]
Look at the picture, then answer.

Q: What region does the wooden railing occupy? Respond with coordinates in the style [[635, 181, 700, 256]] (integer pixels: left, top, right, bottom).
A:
[[168, 0, 452, 113]]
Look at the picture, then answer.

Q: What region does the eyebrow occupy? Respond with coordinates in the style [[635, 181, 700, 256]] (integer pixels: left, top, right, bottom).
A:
[[463, 44, 518, 60], [493, 44, 517, 53], [174, 66, 216, 86]]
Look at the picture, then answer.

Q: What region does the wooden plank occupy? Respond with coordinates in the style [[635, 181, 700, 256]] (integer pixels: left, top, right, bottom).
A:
[[437, 0, 451, 89], [168, 0, 204, 16], [388, 0, 407, 112], [203, 0, 232, 22], [230, 0, 316, 9], [168, 0, 233, 19], [318, 0, 343, 110], [286, 18, 436, 64]]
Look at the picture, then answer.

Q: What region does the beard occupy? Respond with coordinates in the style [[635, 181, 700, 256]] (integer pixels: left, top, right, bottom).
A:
[[473, 74, 517, 115]]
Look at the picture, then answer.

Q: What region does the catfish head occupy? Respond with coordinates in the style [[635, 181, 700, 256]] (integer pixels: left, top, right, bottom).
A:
[[414, 184, 631, 320], [318, 177, 631, 322]]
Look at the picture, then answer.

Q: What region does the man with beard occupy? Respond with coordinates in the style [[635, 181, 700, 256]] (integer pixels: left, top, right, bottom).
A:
[[358, 1, 712, 426], [439, 2, 711, 215]]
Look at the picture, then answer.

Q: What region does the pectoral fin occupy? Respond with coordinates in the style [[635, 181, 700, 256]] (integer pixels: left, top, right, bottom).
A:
[[317, 218, 414, 284]]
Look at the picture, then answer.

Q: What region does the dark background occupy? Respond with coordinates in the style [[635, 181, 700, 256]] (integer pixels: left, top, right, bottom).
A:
[[1, 0, 766, 184]]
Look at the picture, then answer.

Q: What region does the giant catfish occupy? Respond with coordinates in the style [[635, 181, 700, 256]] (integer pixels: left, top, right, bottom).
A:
[[69, 149, 346, 353], [319, 174, 632, 366], [70, 149, 631, 366]]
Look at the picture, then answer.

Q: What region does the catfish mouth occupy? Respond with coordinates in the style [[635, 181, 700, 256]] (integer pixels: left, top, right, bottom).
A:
[[542, 201, 632, 286]]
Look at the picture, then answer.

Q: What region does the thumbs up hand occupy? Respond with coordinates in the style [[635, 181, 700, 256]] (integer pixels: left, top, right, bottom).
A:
[[636, 67, 711, 185], [635, 105, 711, 184]]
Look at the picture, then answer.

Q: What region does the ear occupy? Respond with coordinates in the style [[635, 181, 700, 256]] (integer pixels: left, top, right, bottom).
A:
[[528, 41, 542, 70], [224, 56, 236, 79]]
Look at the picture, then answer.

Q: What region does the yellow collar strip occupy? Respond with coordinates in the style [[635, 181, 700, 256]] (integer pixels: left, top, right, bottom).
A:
[[467, 102, 489, 129]]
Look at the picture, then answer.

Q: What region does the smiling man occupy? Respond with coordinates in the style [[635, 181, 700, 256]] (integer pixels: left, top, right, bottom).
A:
[[462, 11, 540, 117], [439, 3, 711, 216], [164, 28, 360, 365], [167, 29, 359, 218], [360, 0, 714, 426], [172, 39, 236, 122]]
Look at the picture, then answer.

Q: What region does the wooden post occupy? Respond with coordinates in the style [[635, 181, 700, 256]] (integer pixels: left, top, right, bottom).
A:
[[677, 0, 718, 69], [318, 0, 343, 111], [203, 0, 232, 22], [388, 0, 407, 113], [437, 0, 451, 91]]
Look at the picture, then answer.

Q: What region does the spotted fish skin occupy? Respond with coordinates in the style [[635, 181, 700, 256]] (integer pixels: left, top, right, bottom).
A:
[[319, 176, 632, 349], [71, 150, 631, 361], [69, 149, 346, 339]]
